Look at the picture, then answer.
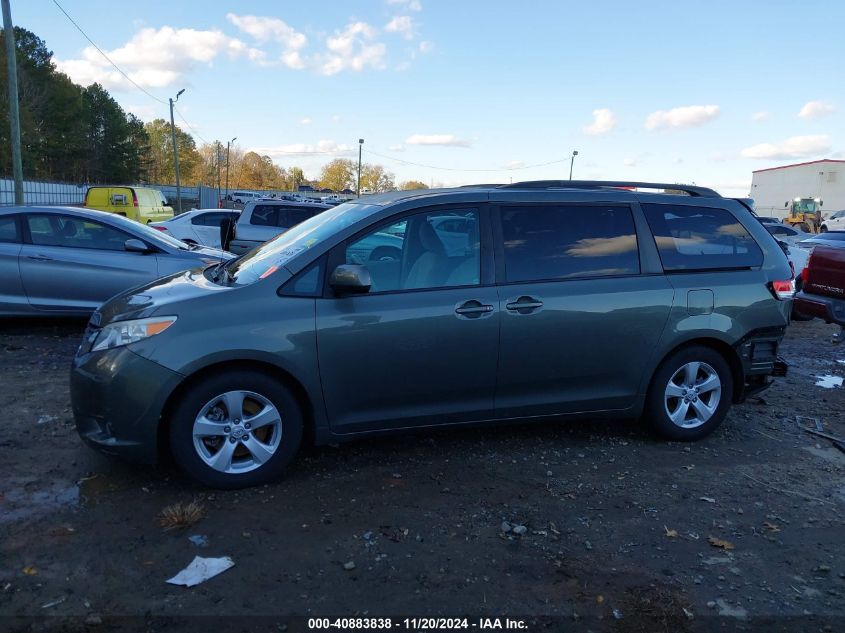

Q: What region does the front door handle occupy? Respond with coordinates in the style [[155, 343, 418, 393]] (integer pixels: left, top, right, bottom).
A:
[[455, 300, 494, 318], [27, 254, 53, 262], [505, 296, 544, 314]]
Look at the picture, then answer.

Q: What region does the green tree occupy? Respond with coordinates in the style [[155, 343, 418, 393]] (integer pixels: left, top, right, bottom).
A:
[[399, 180, 428, 190], [288, 166, 306, 190], [143, 119, 200, 185], [0, 27, 148, 183], [318, 158, 356, 192]]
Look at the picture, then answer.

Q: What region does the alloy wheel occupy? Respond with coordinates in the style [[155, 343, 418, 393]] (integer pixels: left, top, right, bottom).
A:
[[663, 362, 722, 429], [192, 390, 283, 473]]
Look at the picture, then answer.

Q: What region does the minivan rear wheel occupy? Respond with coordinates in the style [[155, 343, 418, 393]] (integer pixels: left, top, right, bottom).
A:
[[169, 370, 303, 488], [645, 346, 733, 441]]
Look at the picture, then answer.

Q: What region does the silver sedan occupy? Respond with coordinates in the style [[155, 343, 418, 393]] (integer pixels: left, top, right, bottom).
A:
[[0, 206, 234, 316]]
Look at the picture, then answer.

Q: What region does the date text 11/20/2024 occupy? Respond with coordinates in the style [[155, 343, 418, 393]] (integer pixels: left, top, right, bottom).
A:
[[308, 618, 528, 630]]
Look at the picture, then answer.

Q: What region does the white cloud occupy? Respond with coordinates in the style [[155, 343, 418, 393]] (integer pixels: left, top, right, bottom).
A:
[[623, 158, 636, 167], [385, 15, 415, 40], [583, 108, 616, 136], [419, 40, 434, 53], [318, 21, 386, 75], [252, 140, 355, 158], [226, 14, 306, 47], [798, 100, 835, 120], [299, 117, 313, 126], [740, 135, 831, 160], [124, 103, 158, 121], [505, 160, 525, 169], [55, 26, 263, 90], [387, 0, 422, 11], [405, 134, 472, 148], [752, 111, 770, 122], [388, 144, 406, 152], [645, 104, 720, 131], [226, 14, 308, 70]]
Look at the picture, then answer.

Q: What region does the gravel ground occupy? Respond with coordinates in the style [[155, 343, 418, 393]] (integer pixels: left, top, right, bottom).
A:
[[0, 318, 844, 632]]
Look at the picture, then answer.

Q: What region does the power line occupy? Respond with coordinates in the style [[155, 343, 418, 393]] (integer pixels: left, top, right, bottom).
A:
[[363, 148, 572, 173], [173, 106, 209, 145], [50, 0, 167, 106]]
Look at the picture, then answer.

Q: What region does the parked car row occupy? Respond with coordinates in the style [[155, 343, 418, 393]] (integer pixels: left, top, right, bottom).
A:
[[69, 180, 793, 488], [0, 207, 232, 316]]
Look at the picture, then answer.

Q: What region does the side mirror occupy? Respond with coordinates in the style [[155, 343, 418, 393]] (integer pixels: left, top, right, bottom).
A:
[[329, 264, 372, 294], [124, 238, 152, 253]]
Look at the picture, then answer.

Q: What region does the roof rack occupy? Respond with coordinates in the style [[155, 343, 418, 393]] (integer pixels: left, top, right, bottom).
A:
[[499, 180, 721, 198]]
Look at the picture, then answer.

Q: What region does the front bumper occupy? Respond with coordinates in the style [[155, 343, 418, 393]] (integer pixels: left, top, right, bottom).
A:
[[71, 346, 183, 464], [794, 291, 845, 327]]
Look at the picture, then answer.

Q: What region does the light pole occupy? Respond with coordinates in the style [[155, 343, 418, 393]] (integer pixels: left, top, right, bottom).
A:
[[2, 0, 23, 204], [357, 138, 364, 198], [569, 150, 579, 180], [215, 140, 222, 202], [169, 88, 185, 213], [225, 136, 237, 202]]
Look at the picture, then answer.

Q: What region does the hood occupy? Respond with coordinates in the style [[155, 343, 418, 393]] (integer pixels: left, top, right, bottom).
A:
[[181, 245, 235, 260], [94, 267, 234, 325]]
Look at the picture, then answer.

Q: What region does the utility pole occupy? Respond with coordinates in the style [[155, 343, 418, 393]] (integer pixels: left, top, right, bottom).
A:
[[357, 138, 364, 198], [215, 140, 222, 204], [2, 0, 23, 205], [169, 88, 185, 213], [569, 150, 579, 180], [225, 136, 236, 202]]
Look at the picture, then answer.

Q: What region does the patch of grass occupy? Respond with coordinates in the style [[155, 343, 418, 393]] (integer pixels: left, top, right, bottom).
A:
[[158, 500, 206, 531]]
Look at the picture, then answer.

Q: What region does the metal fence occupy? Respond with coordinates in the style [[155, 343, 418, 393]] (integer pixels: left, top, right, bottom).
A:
[[0, 178, 349, 210]]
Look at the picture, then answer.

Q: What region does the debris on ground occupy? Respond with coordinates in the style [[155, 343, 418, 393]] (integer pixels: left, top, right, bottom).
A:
[[187, 534, 209, 548], [166, 556, 234, 587], [815, 374, 843, 389], [343, 561, 356, 571], [707, 536, 735, 550], [158, 501, 206, 530]]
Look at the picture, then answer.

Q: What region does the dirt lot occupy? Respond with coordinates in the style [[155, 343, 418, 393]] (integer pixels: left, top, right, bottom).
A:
[[1, 318, 844, 632]]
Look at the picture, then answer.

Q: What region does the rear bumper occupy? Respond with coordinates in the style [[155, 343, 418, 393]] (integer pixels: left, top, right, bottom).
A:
[[71, 346, 183, 464], [734, 329, 788, 401], [794, 291, 845, 327]]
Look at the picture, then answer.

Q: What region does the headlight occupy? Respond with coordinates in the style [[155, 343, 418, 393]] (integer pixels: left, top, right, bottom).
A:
[[91, 316, 177, 352]]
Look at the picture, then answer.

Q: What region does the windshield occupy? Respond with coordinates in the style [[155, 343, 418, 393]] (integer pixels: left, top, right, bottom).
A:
[[794, 200, 819, 213], [226, 201, 375, 285]]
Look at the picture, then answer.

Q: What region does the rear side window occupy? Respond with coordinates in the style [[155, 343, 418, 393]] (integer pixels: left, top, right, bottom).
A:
[[642, 204, 763, 272], [0, 216, 20, 242], [499, 205, 640, 282], [288, 207, 317, 226], [250, 205, 278, 226], [192, 212, 231, 227]]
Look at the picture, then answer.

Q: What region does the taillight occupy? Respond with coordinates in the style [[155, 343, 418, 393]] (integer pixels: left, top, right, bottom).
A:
[[770, 279, 795, 300], [151, 225, 167, 232], [132, 190, 139, 207]]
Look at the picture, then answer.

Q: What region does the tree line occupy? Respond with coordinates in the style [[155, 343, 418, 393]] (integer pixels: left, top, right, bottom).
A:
[[1, 27, 429, 193]]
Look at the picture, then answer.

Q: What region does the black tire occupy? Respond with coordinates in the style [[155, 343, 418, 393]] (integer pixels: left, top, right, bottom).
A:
[[644, 346, 734, 441], [820, 226, 828, 233], [369, 246, 401, 262], [169, 370, 303, 489]]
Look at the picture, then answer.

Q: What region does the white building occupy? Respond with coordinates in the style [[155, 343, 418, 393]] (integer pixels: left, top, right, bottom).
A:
[[750, 159, 845, 219]]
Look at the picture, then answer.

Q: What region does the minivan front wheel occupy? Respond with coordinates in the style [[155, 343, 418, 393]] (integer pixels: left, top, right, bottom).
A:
[[169, 370, 303, 488], [645, 346, 733, 441]]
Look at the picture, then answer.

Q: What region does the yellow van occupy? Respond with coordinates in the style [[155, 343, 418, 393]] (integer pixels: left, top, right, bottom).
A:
[[84, 186, 174, 224]]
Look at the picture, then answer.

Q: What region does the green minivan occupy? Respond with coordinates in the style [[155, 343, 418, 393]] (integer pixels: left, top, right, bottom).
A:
[[72, 181, 792, 488]]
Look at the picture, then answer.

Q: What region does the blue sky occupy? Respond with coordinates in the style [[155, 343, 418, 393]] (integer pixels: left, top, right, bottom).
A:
[[13, 0, 845, 194]]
